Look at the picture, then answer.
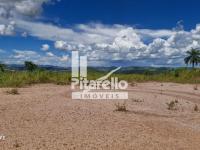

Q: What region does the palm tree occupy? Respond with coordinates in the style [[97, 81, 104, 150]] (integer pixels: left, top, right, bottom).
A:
[[0, 63, 6, 72], [184, 49, 200, 68]]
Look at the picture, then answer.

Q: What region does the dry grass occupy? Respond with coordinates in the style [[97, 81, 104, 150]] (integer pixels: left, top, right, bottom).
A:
[[6, 88, 19, 95], [130, 82, 137, 87], [194, 104, 199, 112], [166, 100, 179, 110], [13, 140, 20, 148], [131, 98, 144, 103], [193, 84, 198, 90], [115, 102, 127, 112]]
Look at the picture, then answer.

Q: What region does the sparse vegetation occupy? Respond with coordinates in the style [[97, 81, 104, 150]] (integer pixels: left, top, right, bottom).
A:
[[115, 102, 127, 112], [132, 98, 143, 103], [13, 140, 20, 148], [7, 88, 19, 95], [175, 99, 179, 103], [130, 82, 137, 87], [166, 100, 179, 110]]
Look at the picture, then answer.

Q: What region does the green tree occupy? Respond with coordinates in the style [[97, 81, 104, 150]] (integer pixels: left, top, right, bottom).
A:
[[184, 49, 200, 68], [0, 63, 6, 72], [24, 61, 38, 71]]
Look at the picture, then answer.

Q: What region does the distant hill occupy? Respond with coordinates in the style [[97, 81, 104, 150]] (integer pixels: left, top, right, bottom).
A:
[[6, 64, 70, 72], [5, 64, 175, 74], [93, 66, 174, 74]]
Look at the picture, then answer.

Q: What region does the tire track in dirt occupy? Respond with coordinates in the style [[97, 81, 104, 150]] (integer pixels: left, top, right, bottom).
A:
[[125, 110, 177, 118], [128, 88, 200, 104], [144, 88, 200, 98]]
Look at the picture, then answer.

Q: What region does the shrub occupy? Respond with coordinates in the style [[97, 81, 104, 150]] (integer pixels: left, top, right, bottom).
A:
[[0, 63, 6, 72], [194, 104, 199, 112], [166, 100, 178, 110], [115, 102, 127, 112], [174, 70, 180, 77], [24, 61, 38, 72]]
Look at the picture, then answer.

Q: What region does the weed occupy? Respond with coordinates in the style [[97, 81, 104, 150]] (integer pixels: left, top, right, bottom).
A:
[[115, 102, 127, 112], [175, 99, 179, 103], [166, 100, 178, 110], [194, 104, 199, 112], [6, 88, 19, 95], [13, 141, 20, 148], [130, 82, 137, 87], [193, 84, 198, 90], [132, 98, 143, 102]]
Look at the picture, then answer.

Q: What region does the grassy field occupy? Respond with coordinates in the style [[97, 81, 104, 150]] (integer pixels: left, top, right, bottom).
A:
[[0, 71, 71, 87], [0, 68, 200, 87]]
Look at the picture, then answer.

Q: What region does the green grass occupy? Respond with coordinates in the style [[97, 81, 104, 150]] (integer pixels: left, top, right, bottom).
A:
[[0, 70, 71, 87], [0, 68, 200, 87], [117, 68, 200, 84]]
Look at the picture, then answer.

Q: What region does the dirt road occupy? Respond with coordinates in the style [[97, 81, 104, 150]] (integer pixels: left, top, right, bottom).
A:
[[0, 83, 200, 149]]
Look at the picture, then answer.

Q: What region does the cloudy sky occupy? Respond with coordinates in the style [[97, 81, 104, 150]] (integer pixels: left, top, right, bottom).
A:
[[0, 0, 200, 67]]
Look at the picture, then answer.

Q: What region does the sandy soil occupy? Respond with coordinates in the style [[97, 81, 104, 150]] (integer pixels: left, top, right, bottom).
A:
[[0, 82, 200, 150]]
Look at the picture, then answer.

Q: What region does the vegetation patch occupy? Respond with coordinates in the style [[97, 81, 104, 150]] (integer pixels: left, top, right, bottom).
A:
[[193, 84, 198, 90], [132, 98, 144, 103], [6, 88, 19, 95], [194, 104, 199, 112], [115, 102, 127, 112], [166, 100, 179, 110]]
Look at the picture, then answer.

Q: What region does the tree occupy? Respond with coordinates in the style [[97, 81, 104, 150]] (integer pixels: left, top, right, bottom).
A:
[[0, 63, 6, 72], [24, 61, 38, 71], [184, 49, 200, 68]]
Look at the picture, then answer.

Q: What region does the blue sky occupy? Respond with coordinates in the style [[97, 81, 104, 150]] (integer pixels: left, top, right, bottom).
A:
[[43, 0, 200, 30], [0, 0, 200, 67]]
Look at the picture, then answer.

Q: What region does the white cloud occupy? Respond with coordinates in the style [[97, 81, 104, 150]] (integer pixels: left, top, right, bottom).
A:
[[54, 40, 73, 50], [59, 55, 68, 62], [3, 20, 200, 66], [0, 0, 53, 36], [41, 44, 50, 51], [46, 52, 54, 57], [8, 49, 69, 66], [0, 21, 15, 35], [21, 31, 27, 37], [13, 50, 39, 59], [136, 29, 175, 38], [0, 0, 51, 19]]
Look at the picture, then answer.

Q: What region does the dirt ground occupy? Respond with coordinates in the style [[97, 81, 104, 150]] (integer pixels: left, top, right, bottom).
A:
[[0, 82, 200, 150]]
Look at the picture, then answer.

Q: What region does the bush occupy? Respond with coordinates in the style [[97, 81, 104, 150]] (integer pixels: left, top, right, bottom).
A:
[[24, 61, 38, 72], [166, 100, 178, 110], [174, 70, 180, 77], [0, 63, 6, 72]]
